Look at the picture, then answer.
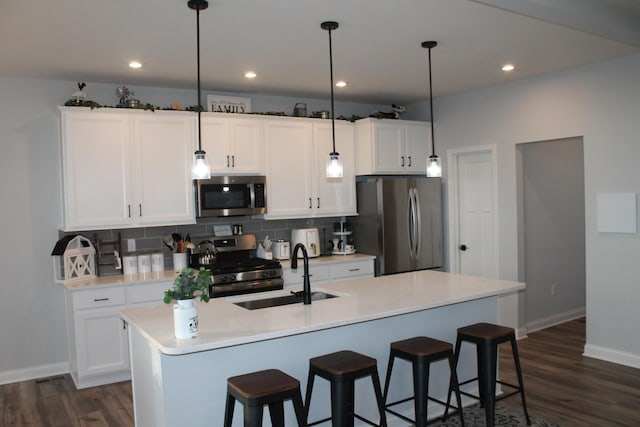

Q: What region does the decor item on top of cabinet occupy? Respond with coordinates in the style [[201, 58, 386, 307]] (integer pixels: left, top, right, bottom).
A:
[[368, 104, 407, 120], [188, 0, 212, 180], [51, 234, 96, 283], [163, 267, 211, 339], [422, 41, 441, 177], [207, 94, 252, 113], [321, 21, 343, 178]]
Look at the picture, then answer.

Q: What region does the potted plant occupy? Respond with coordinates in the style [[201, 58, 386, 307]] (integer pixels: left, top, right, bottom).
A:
[[164, 267, 211, 339]]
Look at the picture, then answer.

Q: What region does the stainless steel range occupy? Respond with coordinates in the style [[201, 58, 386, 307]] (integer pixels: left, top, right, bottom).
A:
[[188, 234, 283, 298]]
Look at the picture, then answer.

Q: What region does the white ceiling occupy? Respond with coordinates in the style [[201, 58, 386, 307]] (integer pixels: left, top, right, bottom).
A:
[[1, 0, 639, 105]]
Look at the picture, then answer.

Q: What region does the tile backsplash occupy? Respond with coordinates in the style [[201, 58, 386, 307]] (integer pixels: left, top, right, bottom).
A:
[[60, 216, 350, 276]]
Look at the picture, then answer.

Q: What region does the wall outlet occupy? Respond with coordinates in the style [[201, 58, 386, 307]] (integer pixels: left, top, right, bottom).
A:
[[127, 238, 136, 252], [550, 284, 557, 296]]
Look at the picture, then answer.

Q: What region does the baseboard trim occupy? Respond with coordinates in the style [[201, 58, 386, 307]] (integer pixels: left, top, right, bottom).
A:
[[0, 362, 69, 386], [526, 307, 585, 333], [583, 344, 640, 369]]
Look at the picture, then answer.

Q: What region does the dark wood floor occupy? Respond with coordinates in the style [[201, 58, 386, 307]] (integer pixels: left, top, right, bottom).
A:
[[499, 318, 640, 426], [1, 318, 638, 426]]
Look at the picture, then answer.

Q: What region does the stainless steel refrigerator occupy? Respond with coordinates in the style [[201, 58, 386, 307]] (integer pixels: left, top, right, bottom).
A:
[[353, 176, 443, 276]]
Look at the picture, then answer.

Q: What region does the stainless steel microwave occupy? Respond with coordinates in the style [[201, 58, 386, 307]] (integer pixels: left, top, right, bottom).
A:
[[194, 176, 267, 217]]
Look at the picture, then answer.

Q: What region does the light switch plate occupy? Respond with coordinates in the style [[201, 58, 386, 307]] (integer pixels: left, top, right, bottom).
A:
[[127, 238, 136, 252]]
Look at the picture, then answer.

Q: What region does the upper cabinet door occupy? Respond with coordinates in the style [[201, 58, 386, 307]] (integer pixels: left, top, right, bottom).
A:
[[201, 114, 263, 174], [227, 117, 263, 174], [355, 118, 431, 175], [313, 121, 357, 216], [132, 112, 195, 226], [263, 119, 314, 218], [404, 122, 430, 174], [200, 115, 231, 173], [60, 109, 132, 230]]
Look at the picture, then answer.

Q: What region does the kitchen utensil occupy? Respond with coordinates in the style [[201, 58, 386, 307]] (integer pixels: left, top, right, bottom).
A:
[[293, 103, 307, 117], [291, 228, 320, 258], [198, 248, 216, 265], [163, 235, 174, 251]]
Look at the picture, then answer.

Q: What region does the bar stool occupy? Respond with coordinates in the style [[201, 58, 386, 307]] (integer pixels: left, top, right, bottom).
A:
[[304, 350, 387, 427], [444, 322, 531, 427], [382, 336, 465, 426], [224, 369, 306, 427]]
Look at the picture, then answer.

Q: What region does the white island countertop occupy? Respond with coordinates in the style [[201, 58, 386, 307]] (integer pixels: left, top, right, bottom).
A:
[[120, 269, 524, 356]]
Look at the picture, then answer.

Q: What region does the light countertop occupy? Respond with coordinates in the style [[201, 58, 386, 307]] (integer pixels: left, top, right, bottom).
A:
[[119, 269, 524, 356], [61, 253, 376, 290]]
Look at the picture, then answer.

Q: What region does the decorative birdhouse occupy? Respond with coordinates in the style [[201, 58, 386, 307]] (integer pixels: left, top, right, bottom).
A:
[[51, 235, 96, 283]]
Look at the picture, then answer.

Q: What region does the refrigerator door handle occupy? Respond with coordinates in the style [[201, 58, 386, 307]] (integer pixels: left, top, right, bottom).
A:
[[408, 187, 420, 265], [408, 188, 414, 262], [413, 187, 422, 261]]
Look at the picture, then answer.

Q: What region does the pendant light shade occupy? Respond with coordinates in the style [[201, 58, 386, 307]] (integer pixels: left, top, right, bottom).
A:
[[190, 0, 211, 180], [422, 40, 441, 178], [322, 21, 343, 178]]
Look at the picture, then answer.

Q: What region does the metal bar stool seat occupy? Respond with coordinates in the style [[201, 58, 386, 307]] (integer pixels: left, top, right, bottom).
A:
[[444, 322, 531, 427], [304, 350, 387, 427], [224, 369, 306, 427], [382, 336, 465, 426]]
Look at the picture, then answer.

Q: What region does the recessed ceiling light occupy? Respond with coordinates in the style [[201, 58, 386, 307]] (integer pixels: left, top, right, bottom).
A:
[[244, 71, 257, 79], [336, 81, 347, 88], [502, 64, 515, 72], [129, 61, 142, 69]]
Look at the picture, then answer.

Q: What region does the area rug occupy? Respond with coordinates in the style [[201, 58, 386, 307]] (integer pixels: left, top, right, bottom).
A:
[[426, 403, 559, 426]]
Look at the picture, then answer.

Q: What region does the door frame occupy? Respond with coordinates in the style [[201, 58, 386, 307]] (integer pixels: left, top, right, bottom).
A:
[[446, 144, 499, 276]]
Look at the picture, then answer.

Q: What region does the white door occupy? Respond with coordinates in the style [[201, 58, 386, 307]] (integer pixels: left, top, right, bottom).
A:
[[450, 148, 497, 278]]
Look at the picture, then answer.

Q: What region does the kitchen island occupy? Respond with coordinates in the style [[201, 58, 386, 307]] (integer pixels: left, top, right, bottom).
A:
[[120, 270, 524, 427]]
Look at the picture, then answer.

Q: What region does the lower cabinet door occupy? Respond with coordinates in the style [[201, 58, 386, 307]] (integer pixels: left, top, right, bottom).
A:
[[75, 306, 129, 379]]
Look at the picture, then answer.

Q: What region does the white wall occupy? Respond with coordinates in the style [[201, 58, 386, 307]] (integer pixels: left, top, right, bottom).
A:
[[0, 76, 386, 383], [408, 53, 640, 368]]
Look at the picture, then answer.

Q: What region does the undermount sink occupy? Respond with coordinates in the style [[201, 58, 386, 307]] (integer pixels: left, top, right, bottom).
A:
[[233, 291, 338, 310]]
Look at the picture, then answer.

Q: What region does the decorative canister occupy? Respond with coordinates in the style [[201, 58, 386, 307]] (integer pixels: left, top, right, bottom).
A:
[[151, 252, 165, 272], [173, 299, 198, 339], [137, 253, 151, 274], [123, 255, 138, 275]]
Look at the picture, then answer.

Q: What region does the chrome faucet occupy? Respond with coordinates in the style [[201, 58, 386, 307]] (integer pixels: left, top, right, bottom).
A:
[[290, 243, 312, 305]]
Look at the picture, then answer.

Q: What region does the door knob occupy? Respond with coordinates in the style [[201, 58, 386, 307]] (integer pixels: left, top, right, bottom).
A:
[[459, 244, 468, 251]]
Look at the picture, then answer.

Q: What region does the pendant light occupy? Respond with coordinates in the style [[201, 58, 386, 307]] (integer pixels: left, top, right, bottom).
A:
[[189, 0, 211, 180], [422, 40, 441, 178], [322, 21, 343, 178]]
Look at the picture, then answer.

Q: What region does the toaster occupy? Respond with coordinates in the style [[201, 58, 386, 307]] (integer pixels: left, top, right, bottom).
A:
[[290, 228, 321, 258]]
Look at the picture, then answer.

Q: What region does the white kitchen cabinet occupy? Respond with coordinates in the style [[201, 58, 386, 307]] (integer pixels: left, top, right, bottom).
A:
[[132, 113, 196, 226], [65, 279, 170, 389], [263, 118, 314, 218], [201, 114, 263, 174], [263, 117, 356, 219], [355, 118, 431, 175], [66, 286, 129, 389], [313, 121, 357, 216], [59, 107, 195, 231]]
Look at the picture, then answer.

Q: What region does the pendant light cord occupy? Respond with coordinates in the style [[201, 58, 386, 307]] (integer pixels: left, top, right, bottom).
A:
[[196, 6, 203, 152], [328, 26, 337, 155], [428, 46, 435, 156]]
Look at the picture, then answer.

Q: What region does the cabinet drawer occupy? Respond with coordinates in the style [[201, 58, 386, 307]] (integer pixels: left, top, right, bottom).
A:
[[330, 260, 374, 280], [126, 282, 171, 305], [73, 287, 126, 310], [283, 264, 330, 285]]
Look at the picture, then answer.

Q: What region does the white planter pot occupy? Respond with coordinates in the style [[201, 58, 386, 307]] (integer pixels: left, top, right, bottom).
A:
[[173, 299, 198, 339]]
